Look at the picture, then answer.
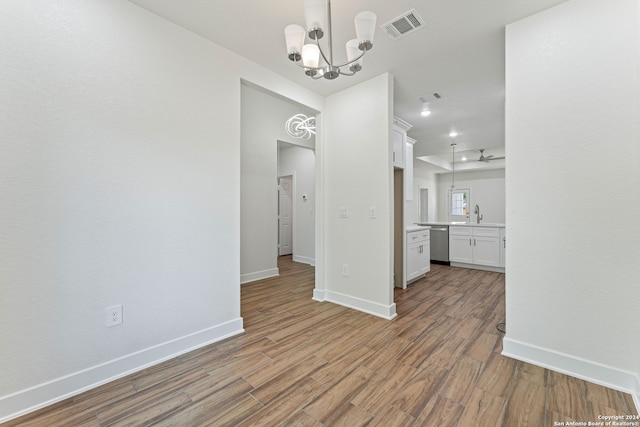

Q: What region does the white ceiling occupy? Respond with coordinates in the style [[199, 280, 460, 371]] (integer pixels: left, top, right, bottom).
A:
[[127, 0, 567, 169]]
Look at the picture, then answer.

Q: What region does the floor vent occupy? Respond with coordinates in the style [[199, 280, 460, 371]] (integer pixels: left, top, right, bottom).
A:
[[381, 9, 426, 40]]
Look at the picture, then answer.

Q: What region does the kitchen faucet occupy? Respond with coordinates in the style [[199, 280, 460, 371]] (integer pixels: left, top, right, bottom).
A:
[[474, 204, 483, 224]]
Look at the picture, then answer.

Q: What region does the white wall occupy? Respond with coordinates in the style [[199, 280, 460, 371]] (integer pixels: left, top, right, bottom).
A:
[[0, 0, 323, 421], [504, 0, 640, 404], [316, 73, 396, 319], [279, 145, 316, 265], [437, 169, 506, 223], [240, 83, 316, 283]]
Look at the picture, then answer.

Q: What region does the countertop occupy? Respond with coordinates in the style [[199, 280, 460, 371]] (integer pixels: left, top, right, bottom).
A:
[[416, 222, 505, 228], [406, 225, 431, 232]]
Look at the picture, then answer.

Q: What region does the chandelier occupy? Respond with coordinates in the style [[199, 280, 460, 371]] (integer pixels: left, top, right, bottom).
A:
[[284, 0, 377, 80], [285, 114, 316, 140]]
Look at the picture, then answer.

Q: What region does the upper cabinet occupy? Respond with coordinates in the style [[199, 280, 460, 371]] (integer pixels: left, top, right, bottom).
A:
[[392, 127, 404, 168], [405, 137, 416, 201], [392, 117, 412, 169]]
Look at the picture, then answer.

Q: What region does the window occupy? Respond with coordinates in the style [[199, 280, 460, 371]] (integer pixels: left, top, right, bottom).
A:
[[449, 188, 470, 223]]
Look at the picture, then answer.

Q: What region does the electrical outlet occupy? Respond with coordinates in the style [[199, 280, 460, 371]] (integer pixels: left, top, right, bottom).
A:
[[339, 207, 348, 218], [342, 264, 349, 276], [105, 304, 123, 327]]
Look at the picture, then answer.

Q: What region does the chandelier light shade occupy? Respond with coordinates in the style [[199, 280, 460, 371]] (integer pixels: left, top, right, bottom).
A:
[[284, 0, 376, 80], [304, 0, 326, 38], [284, 24, 306, 61], [354, 11, 376, 49], [345, 39, 363, 71], [302, 44, 320, 69]]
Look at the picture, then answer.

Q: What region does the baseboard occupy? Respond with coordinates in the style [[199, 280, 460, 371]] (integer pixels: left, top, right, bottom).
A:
[[322, 290, 397, 320], [450, 262, 505, 273], [503, 337, 639, 404], [0, 318, 244, 424], [406, 274, 426, 285], [312, 288, 326, 302], [293, 255, 315, 266], [240, 268, 279, 284]]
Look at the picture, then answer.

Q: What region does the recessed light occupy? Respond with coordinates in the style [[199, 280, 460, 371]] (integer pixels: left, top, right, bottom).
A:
[[449, 131, 458, 138], [420, 109, 431, 117], [461, 156, 467, 161]]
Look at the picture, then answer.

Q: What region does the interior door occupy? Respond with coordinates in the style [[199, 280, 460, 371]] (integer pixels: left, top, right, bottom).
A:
[[278, 176, 293, 256]]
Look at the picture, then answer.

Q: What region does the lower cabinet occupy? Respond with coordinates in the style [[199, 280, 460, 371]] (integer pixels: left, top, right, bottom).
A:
[[449, 234, 473, 264], [473, 236, 501, 267], [449, 226, 501, 268], [407, 229, 430, 282]]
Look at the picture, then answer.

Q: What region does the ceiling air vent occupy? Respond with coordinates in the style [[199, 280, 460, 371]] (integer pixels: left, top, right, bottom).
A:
[[381, 9, 426, 40], [418, 92, 442, 103]]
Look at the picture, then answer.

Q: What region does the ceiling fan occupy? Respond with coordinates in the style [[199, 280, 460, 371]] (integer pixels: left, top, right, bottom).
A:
[[477, 148, 505, 162]]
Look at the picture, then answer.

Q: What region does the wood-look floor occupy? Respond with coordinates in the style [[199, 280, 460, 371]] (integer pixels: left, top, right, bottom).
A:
[[5, 257, 637, 426]]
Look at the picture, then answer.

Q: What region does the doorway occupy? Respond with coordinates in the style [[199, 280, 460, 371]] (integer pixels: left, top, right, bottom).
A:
[[278, 175, 293, 256], [239, 81, 318, 285], [277, 143, 316, 266]]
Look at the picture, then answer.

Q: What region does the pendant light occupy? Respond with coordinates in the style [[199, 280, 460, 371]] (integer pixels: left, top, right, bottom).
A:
[[450, 142, 457, 189]]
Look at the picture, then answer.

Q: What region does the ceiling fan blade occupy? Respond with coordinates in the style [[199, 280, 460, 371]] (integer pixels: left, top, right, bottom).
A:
[[477, 154, 505, 162]]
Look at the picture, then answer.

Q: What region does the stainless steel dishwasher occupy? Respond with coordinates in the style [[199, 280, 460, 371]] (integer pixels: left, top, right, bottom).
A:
[[427, 225, 450, 265]]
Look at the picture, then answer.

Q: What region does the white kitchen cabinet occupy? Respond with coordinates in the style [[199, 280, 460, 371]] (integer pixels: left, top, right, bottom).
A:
[[404, 137, 415, 200], [449, 234, 474, 263], [392, 127, 404, 168], [407, 228, 430, 282], [392, 117, 412, 169], [472, 236, 501, 267], [450, 226, 501, 268]]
